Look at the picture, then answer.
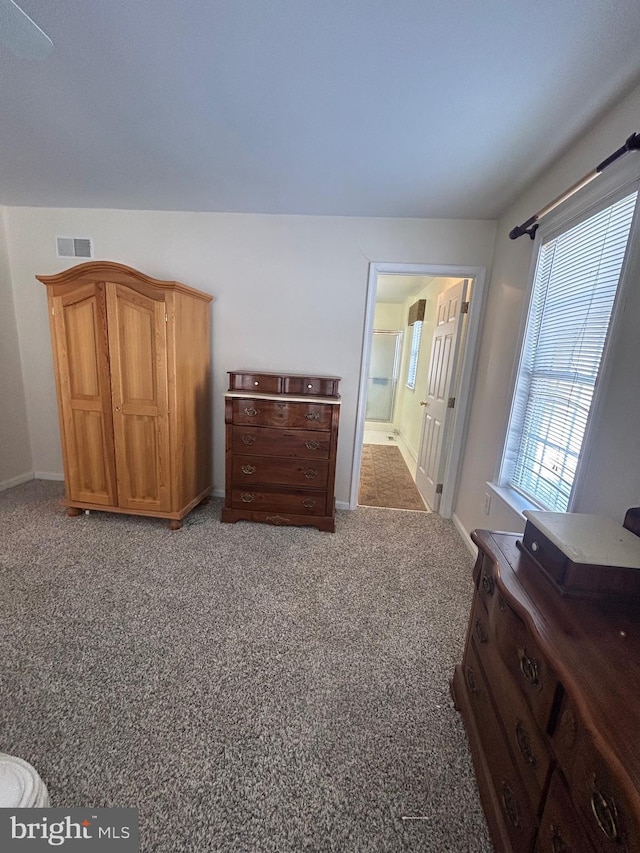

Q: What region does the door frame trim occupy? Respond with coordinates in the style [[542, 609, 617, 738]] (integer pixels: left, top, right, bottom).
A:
[[350, 262, 487, 517]]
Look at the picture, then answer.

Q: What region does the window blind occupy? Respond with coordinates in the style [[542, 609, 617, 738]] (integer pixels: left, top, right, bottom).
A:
[[505, 189, 638, 511], [406, 321, 422, 389]]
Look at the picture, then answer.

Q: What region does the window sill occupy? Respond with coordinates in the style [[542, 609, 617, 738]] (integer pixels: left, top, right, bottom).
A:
[[486, 482, 541, 520]]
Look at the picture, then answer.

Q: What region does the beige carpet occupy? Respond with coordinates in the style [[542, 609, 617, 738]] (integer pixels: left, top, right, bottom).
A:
[[358, 443, 428, 511]]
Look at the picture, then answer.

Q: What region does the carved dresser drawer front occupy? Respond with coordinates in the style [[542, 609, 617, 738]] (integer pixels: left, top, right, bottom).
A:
[[230, 488, 327, 516], [231, 455, 329, 488], [464, 640, 539, 852], [534, 769, 597, 853], [231, 425, 331, 459], [471, 598, 553, 809], [229, 372, 282, 394], [231, 399, 333, 430], [555, 701, 640, 853], [490, 594, 559, 732]]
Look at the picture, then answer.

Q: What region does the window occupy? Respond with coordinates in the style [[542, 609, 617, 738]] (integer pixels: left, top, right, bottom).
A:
[[406, 320, 422, 389], [500, 189, 638, 512]]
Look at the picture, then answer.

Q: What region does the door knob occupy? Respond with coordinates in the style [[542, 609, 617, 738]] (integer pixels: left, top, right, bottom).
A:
[[419, 400, 429, 407]]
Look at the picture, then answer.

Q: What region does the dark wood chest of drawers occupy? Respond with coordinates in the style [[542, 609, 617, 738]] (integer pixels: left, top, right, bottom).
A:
[[221, 370, 341, 532], [451, 529, 640, 853]]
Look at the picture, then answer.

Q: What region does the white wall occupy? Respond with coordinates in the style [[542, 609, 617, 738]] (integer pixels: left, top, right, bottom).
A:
[[5, 209, 496, 505], [455, 81, 640, 535], [0, 208, 32, 488]]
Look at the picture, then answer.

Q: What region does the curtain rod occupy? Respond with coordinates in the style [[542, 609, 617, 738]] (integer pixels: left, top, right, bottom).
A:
[[509, 131, 640, 240]]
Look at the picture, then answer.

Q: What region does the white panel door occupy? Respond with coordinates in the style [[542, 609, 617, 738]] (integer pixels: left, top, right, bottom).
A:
[[415, 280, 468, 510]]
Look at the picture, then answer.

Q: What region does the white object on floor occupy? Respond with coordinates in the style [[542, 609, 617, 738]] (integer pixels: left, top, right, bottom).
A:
[[0, 752, 50, 807]]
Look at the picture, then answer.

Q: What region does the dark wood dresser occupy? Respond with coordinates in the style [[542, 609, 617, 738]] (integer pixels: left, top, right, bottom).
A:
[[451, 528, 640, 853], [221, 370, 341, 532]]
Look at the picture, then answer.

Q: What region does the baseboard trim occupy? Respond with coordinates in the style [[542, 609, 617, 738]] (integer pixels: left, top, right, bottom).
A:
[[452, 512, 476, 556], [34, 472, 65, 481], [0, 471, 34, 492]]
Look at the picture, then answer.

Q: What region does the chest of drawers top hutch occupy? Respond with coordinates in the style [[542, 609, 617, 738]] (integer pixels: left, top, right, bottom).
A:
[[221, 370, 340, 532]]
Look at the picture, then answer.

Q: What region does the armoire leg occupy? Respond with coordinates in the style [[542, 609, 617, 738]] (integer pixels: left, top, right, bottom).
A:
[[67, 507, 83, 517]]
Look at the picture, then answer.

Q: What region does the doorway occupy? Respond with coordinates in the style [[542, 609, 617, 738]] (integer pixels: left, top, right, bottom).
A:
[[351, 263, 486, 517]]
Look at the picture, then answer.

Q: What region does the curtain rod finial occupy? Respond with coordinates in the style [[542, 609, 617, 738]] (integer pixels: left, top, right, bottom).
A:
[[509, 223, 538, 240]]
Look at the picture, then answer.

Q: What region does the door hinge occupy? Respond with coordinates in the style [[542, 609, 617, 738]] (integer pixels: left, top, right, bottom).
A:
[[435, 483, 443, 495], [447, 397, 456, 409], [51, 307, 55, 315], [165, 314, 168, 322], [461, 301, 470, 314]]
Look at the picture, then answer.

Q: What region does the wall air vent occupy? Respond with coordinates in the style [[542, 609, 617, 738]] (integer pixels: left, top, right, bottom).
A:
[[56, 237, 93, 259]]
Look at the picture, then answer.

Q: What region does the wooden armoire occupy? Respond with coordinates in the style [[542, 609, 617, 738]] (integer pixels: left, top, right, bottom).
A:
[[38, 261, 213, 529]]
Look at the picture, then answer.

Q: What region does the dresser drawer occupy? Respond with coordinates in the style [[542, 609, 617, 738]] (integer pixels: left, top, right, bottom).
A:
[[230, 425, 331, 459], [230, 487, 327, 516], [490, 593, 560, 732], [228, 372, 282, 394], [554, 699, 640, 852], [471, 598, 553, 810], [231, 455, 329, 488], [534, 769, 597, 853], [231, 399, 334, 430], [282, 375, 340, 397], [474, 550, 498, 614], [464, 640, 538, 852]]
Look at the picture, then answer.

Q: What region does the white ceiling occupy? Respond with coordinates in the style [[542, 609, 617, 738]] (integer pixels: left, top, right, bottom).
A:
[[2, 0, 640, 219]]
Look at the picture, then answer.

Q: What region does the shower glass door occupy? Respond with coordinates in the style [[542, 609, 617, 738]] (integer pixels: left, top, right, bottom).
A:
[[365, 330, 402, 422]]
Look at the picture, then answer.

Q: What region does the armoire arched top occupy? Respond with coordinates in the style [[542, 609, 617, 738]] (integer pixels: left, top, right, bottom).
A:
[[37, 260, 213, 303]]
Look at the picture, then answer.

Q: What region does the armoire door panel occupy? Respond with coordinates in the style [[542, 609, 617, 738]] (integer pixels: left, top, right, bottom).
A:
[[72, 409, 113, 496], [117, 299, 157, 403], [106, 282, 171, 512], [53, 283, 117, 505], [63, 299, 102, 398], [121, 415, 166, 503]]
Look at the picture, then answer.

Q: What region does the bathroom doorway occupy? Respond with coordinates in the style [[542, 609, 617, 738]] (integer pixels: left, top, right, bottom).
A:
[[351, 262, 487, 517]]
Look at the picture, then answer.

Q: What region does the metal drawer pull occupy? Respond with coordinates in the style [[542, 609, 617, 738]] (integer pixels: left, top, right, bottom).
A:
[[302, 499, 316, 508], [241, 434, 256, 445], [304, 469, 318, 479], [305, 440, 320, 450], [244, 407, 258, 416], [475, 619, 489, 644], [304, 412, 321, 421], [501, 782, 520, 828], [591, 787, 619, 841], [241, 464, 257, 475], [515, 721, 537, 767], [519, 649, 541, 690], [481, 574, 494, 595], [240, 493, 255, 503]]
